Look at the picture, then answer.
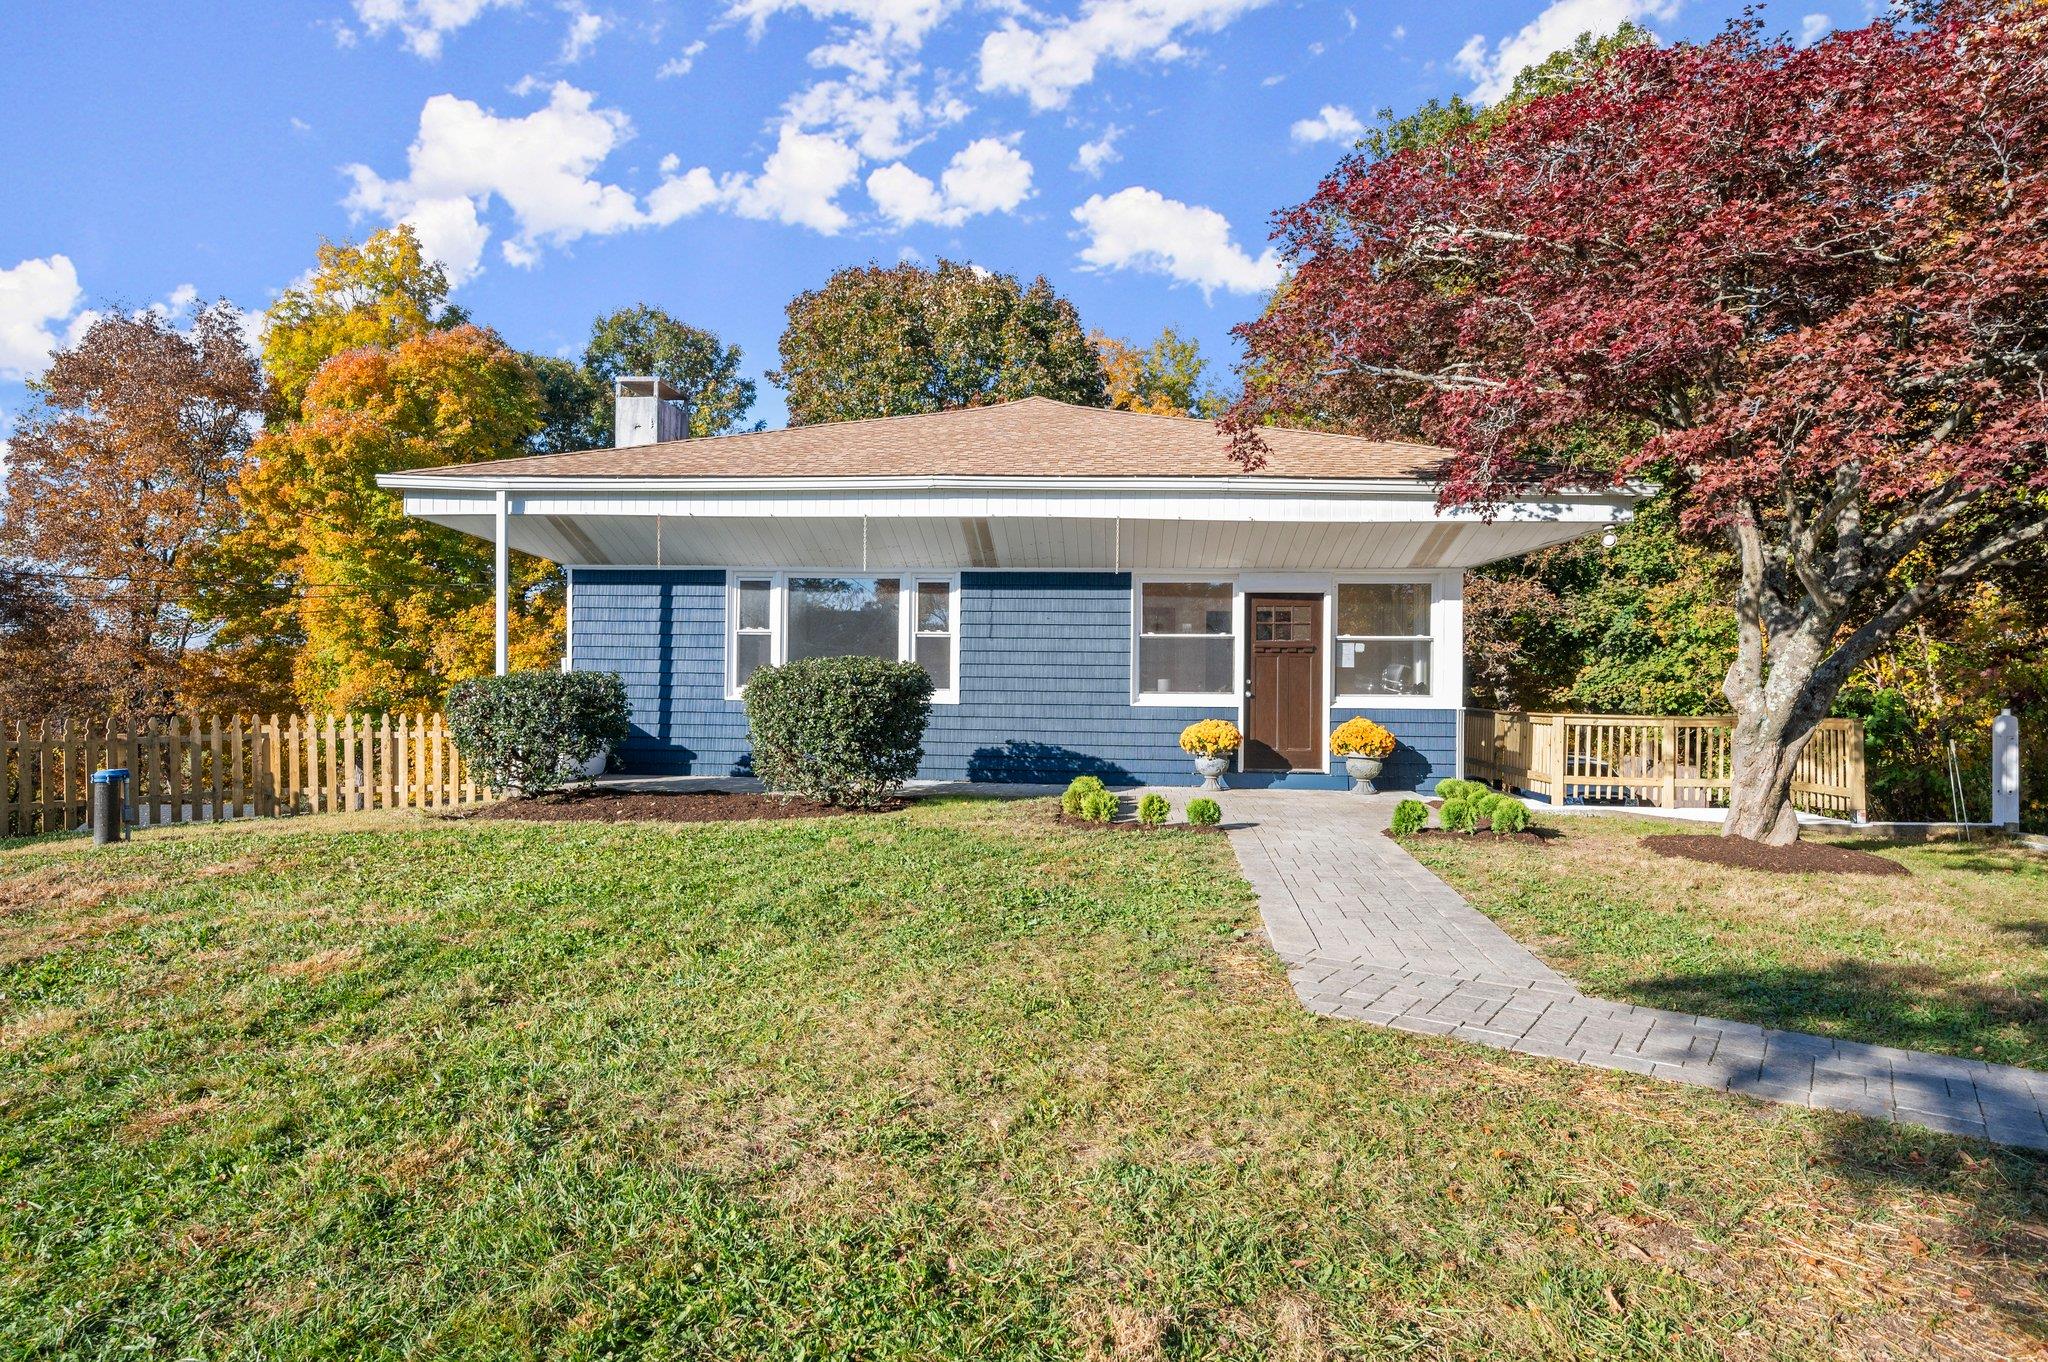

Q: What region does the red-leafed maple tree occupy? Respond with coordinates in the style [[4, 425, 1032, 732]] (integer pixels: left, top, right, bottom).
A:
[[1230, 0, 2048, 843]]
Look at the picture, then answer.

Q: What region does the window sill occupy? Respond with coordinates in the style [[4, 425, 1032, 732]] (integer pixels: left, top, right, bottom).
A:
[[1131, 692, 1238, 708]]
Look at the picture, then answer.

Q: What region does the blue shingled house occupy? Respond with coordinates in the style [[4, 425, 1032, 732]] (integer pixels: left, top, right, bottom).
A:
[[380, 382, 1634, 791]]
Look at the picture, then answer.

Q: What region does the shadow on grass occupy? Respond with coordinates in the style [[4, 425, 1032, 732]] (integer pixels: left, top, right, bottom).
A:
[[1623, 959, 2048, 1072], [1819, 1116, 2048, 1342]]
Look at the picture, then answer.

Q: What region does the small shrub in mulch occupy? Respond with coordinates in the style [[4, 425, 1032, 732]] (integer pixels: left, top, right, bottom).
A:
[[1643, 834, 1908, 876], [463, 789, 903, 825], [1386, 824, 1557, 847], [1051, 812, 1224, 835]]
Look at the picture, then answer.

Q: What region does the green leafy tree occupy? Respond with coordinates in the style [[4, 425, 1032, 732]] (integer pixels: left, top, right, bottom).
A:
[[771, 260, 1107, 426], [582, 305, 758, 441], [523, 354, 609, 454], [1094, 327, 1223, 418], [261, 226, 464, 418]]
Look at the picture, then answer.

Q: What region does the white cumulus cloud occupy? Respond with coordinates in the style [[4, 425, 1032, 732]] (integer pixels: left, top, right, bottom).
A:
[[657, 38, 708, 77], [1073, 124, 1123, 177], [1290, 103, 1363, 144], [1454, 0, 1676, 104], [558, 7, 606, 62], [1798, 12, 1831, 45], [343, 82, 647, 282], [650, 125, 864, 235], [351, 0, 519, 58], [0, 255, 96, 380], [867, 136, 1033, 226], [979, 0, 1270, 111], [1071, 187, 1281, 297]]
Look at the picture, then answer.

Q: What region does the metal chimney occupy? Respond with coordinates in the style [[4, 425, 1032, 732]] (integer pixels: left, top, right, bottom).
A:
[[614, 376, 691, 448]]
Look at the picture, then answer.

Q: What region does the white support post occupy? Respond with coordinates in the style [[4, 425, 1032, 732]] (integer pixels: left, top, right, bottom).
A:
[[493, 489, 509, 677], [1993, 707, 2021, 829]]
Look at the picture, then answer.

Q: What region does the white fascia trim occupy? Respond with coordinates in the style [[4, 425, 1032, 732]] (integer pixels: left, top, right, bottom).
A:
[[378, 470, 1653, 503]]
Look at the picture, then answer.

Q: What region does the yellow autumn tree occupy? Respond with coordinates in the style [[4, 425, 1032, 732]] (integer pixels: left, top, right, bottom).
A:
[[236, 325, 559, 712], [1093, 326, 1220, 418], [261, 225, 463, 419]]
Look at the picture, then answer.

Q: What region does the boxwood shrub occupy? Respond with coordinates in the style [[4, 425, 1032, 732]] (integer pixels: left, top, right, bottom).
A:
[[446, 669, 631, 796], [1485, 794, 1531, 834], [1439, 796, 1480, 834], [1079, 789, 1121, 823], [1389, 798, 1430, 836], [1185, 797, 1222, 827], [743, 656, 934, 808], [1062, 775, 1108, 818]]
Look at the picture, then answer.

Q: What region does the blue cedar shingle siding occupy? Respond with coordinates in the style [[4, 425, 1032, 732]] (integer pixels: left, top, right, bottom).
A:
[[568, 568, 1455, 791]]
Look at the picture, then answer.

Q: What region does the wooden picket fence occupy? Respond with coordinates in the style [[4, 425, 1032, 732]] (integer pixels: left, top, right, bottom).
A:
[[2, 714, 491, 838], [1464, 710, 1867, 819]]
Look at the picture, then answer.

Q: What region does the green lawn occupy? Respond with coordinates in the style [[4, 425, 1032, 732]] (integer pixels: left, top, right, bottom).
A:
[[2, 800, 2044, 1360], [1407, 814, 2048, 1071]]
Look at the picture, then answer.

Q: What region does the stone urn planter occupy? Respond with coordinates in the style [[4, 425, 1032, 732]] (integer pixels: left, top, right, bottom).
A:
[[1179, 720, 1242, 793], [1344, 755, 1384, 793]]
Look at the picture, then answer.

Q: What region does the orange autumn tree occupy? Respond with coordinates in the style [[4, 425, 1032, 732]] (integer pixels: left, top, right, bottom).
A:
[[0, 304, 266, 716], [236, 324, 560, 712]]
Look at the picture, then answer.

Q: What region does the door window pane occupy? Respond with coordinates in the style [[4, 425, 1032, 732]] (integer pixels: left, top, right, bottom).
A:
[[1337, 583, 1429, 637], [1335, 639, 1431, 696], [787, 577, 902, 661]]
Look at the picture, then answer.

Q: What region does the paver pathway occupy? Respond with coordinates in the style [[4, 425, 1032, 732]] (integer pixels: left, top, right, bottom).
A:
[[1223, 789, 2048, 1150]]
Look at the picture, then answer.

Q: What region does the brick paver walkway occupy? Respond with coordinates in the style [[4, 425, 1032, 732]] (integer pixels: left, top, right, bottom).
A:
[[1224, 789, 2048, 1150]]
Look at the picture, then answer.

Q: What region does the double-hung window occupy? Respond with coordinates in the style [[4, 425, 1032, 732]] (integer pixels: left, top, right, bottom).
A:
[[730, 572, 958, 700], [1135, 580, 1235, 699], [1335, 582, 1432, 697]]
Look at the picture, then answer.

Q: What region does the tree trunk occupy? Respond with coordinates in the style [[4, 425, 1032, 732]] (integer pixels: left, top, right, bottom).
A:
[[1721, 621, 1834, 846]]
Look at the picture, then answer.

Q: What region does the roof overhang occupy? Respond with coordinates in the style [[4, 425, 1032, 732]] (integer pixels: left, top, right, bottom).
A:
[[378, 473, 1647, 572]]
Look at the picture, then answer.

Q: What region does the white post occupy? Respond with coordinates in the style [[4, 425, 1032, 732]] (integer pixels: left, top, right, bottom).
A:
[[1993, 707, 2020, 829], [493, 489, 509, 677]]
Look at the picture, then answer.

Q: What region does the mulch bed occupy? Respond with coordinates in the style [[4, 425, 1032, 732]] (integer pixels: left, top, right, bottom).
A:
[[1642, 833, 1909, 876], [1388, 826, 1557, 847], [463, 789, 903, 824], [1052, 812, 1225, 835]]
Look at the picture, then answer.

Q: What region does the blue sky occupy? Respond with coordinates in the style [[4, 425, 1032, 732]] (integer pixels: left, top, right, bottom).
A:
[[2, 0, 1817, 435]]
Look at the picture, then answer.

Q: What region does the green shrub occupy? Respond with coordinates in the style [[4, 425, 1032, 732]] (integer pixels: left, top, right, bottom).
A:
[[445, 669, 630, 796], [1137, 792, 1170, 825], [1434, 778, 1487, 802], [1062, 775, 1107, 818], [1389, 798, 1430, 836], [1487, 797, 1531, 835], [1185, 797, 1222, 827], [1080, 789, 1121, 823], [1439, 797, 1480, 834], [742, 656, 934, 808]]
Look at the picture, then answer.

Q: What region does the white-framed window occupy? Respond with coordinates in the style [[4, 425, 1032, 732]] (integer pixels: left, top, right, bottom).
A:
[[728, 571, 958, 702], [1334, 581, 1432, 698], [1134, 579, 1236, 701]]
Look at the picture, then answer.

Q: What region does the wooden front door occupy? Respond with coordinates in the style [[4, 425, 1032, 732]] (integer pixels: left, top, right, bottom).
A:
[[1244, 594, 1323, 771]]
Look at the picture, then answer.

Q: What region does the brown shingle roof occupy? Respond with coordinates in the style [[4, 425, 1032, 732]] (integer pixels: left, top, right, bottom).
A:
[[418, 397, 1450, 481]]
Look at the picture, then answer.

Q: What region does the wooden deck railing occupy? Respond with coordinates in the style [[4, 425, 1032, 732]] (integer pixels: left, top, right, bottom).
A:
[[1464, 710, 1866, 819], [2, 713, 491, 838]]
